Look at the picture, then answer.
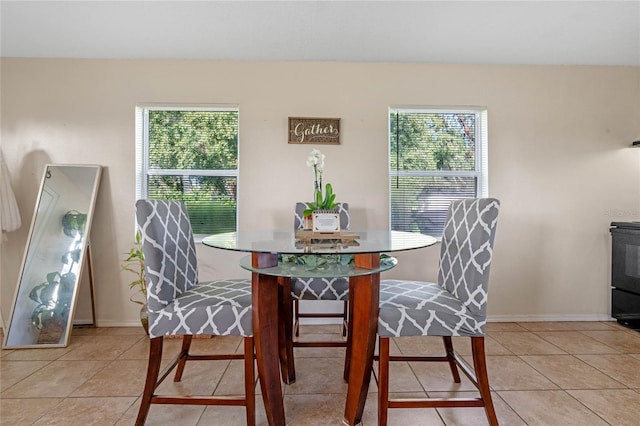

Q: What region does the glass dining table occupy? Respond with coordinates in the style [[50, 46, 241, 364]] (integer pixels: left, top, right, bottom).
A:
[[202, 230, 437, 426]]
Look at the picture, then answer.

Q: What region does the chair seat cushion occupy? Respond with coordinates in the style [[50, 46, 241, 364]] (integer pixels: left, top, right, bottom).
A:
[[378, 279, 485, 338], [149, 279, 252, 338], [291, 277, 349, 301]]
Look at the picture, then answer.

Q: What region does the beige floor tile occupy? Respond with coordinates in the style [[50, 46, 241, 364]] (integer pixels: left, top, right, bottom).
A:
[[452, 336, 513, 356], [0, 360, 50, 392], [284, 357, 349, 394], [199, 399, 269, 425], [393, 335, 451, 356], [533, 331, 620, 354], [480, 356, 559, 391], [70, 359, 148, 397], [4, 322, 638, 425], [568, 389, 640, 426], [117, 396, 206, 426], [429, 391, 526, 426], [409, 360, 478, 392], [214, 358, 262, 396], [0, 398, 63, 425], [1, 345, 73, 361], [155, 356, 229, 397], [361, 391, 445, 425], [576, 354, 640, 388], [489, 331, 566, 355], [486, 322, 527, 332], [518, 321, 618, 331], [1, 360, 108, 398], [580, 330, 640, 353], [60, 335, 143, 360], [33, 396, 136, 425], [284, 393, 360, 426], [498, 390, 609, 425], [115, 337, 152, 360], [520, 355, 626, 389], [379, 360, 426, 393]]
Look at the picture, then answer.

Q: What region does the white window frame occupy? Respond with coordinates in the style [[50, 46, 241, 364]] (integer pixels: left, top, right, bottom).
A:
[[135, 104, 240, 237], [388, 106, 489, 234]]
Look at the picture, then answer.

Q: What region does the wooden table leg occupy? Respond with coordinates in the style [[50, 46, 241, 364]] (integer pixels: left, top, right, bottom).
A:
[[278, 276, 296, 384], [343, 253, 380, 425], [252, 253, 285, 426]]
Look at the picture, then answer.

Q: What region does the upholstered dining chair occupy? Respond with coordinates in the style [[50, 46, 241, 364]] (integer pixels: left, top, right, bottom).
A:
[[290, 202, 351, 339], [134, 199, 255, 426], [376, 198, 500, 426], [277, 202, 352, 383]]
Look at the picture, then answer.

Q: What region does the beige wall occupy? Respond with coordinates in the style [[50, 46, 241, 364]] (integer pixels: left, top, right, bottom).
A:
[[1, 58, 639, 327]]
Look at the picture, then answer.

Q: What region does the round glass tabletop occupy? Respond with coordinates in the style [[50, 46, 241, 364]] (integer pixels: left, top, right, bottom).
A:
[[201, 230, 437, 255]]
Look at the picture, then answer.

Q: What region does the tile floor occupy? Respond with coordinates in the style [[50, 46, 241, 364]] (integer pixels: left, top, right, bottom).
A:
[[1, 321, 640, 425]]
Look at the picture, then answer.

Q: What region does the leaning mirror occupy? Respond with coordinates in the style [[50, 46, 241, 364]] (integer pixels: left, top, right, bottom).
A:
[[3, 164, 102, 348]]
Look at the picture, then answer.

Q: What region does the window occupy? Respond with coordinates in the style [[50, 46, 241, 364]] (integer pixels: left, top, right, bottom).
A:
[[389, 107, 488, 236], [135, 105, 239, 235]]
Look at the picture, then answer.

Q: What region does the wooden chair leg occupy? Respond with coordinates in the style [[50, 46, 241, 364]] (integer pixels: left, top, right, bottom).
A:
[[378, 336, 390, 426], [244, 336, 256, 426], [174, 335, 193, 382], [342, 301, 348, 337], [343, 281, 355, 381], [471, 336, 499, 426], [135, 336, 163, 426], [442, 336, 461, 383], [293, 299, 300, 337]]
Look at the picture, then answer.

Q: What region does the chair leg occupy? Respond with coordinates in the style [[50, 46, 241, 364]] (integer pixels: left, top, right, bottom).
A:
[[244, 336, 256, 426], [293, 299, 300, 337], [471, 336, 499, 426], [341, 300, 348, 337], [343, 281, 355, 381], [377, 336, 390, 426], [174, 335, 193, 382], [135, 336, 163, 426], [442, 336, 461, 383]]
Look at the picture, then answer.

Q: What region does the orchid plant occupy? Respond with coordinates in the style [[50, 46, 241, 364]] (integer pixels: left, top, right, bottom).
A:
[[303, 149, 337, 217]]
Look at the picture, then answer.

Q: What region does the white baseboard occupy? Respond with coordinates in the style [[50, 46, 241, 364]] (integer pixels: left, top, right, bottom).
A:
[[76, 315, 618, 329], [487, 314, 615, 322]]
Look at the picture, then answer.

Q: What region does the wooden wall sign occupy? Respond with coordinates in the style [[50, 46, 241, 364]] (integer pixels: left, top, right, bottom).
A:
[[288, 117, 340, 145]]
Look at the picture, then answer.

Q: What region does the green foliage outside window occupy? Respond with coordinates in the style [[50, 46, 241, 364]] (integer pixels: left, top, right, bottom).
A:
[[390, 111, 481, 235], [146, 109, 238, 234]]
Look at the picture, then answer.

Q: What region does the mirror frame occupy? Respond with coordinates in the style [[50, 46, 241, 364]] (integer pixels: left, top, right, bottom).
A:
[[3, 164, 102, 348]]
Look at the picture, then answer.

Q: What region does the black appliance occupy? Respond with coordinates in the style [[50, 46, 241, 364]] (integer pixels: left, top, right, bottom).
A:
[[610, 222, 640, 329]]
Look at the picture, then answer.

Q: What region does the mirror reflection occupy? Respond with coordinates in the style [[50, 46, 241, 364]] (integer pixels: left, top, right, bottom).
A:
[[4, 165, 101, 348]]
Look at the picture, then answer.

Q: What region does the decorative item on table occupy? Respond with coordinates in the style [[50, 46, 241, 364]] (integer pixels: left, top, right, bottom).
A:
[[303, 149, 338, 231]]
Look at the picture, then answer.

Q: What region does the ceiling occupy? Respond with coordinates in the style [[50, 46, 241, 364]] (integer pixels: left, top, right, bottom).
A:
[[1, 1, 639, 66]]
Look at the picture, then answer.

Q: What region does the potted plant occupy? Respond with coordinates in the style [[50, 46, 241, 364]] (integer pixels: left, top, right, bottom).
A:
[[303, 149, 338, 224], [30, 210, 86, 344], [121, 230, 148, 334]]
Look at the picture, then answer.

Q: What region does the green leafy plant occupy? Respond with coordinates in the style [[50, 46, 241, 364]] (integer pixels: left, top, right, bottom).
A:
[[121, 230, 147, 306], [303, 149, 338, 217]]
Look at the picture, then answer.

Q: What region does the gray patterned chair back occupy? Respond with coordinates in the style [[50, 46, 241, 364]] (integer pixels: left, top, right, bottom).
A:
[[135, 199, 199, 314], [290, 202, 351, 301], [294, 202, 350, 230], [437, 198, 500, 321]]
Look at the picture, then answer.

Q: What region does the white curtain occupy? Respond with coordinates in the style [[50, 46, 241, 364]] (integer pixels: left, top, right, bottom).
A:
[[0, 150, 21, 237]]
